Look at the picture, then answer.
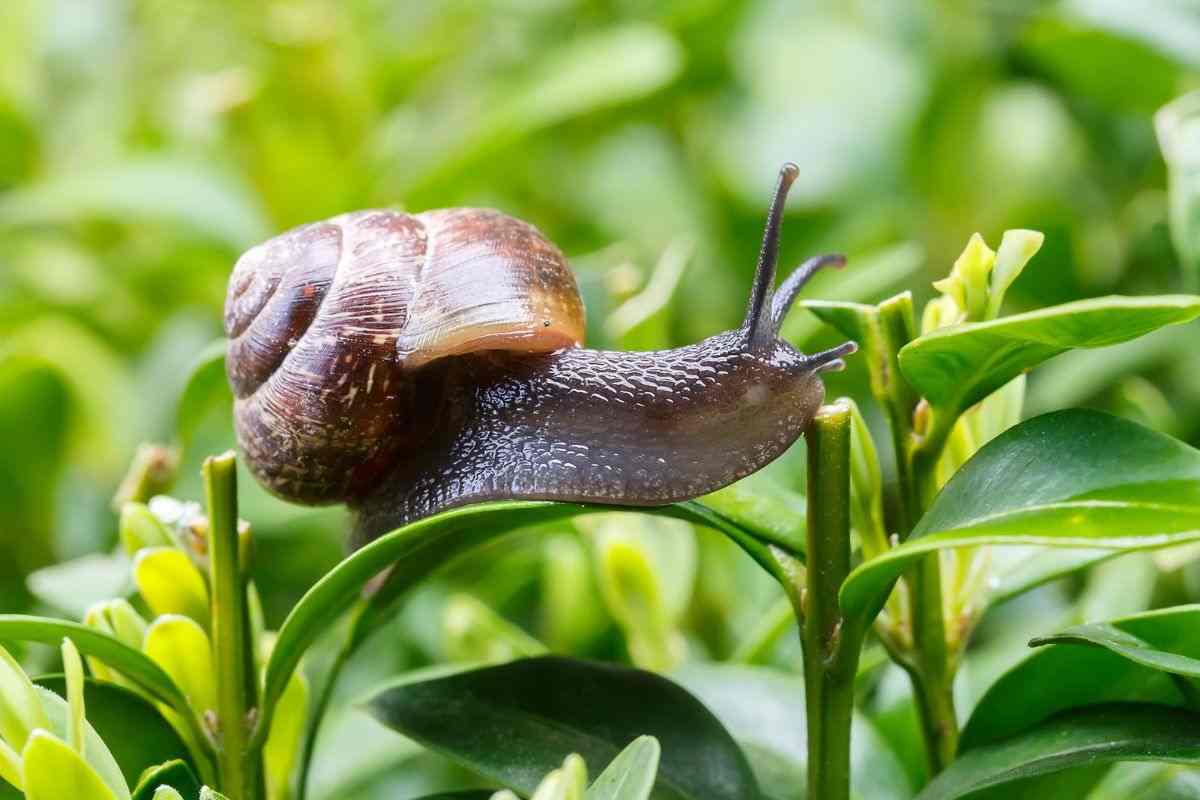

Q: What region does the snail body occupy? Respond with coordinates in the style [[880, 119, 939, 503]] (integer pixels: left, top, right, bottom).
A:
[[226, 164, 854, 544]]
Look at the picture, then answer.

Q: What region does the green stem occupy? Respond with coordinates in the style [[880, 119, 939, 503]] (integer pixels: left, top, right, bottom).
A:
[[907, 556, 958, 774], [875, 294, 920, 534], [297, 639, 353, 800], [205, 452, 262, 800], [904, 403, 961, 775], [800, 402, 865, 800]]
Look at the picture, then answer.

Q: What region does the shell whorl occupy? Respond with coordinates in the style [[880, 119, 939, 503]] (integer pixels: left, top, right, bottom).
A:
[[225, 208, 585, 504]]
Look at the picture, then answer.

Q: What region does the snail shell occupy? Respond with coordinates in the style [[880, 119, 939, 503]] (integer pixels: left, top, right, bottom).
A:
[[225, 208, 583, 504]]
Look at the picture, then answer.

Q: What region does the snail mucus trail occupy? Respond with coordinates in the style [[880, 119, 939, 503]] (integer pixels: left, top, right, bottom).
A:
[[225, 162, 856, 547]]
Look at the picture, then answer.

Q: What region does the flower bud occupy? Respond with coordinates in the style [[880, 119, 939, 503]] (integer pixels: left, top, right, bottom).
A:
[[133, 548, 210, 627]]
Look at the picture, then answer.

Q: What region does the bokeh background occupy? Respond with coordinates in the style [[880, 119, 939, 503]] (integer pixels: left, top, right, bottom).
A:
[[1, 1, 1199, 796]]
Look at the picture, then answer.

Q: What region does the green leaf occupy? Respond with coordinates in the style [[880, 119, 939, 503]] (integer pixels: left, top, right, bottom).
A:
[[260, 501, 790, 740], [898, 296, 1200, 418], [1030, 620, 1200, 678], [130, 761, 201, 800], [36, 678, 193, 792], [962, 606, 1200, 751], [917, 704, 1200, 800], [365, 656, 759, 800], [0, 643, 49, 755], [586, 736, 659, 800], [840, 410, 1200, 624], [21, 729, 123, 800], [34, 686, 129, 799], [0, 616, 185, 711], [701, 480, 806, 553], [175, 341, 230, 449]]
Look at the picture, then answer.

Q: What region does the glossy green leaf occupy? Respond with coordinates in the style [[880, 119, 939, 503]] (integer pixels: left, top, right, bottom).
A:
[[260, 501, 790, 740], [0, 616, 185, 710], [130, 761, 201, 800], [1030, 619, 1200, 678], [175, 341, 230, 449], [840, 410, 1200, 623], [701, 480, 806, 553], [962, 606, 1200, 750], [918, 704, 1200, 800], [898, 296, 1200, 417], [365, 656, 759, 800], [586, 736, 659, 800], [21, 729, 123, 800], [36, 678, 193, 792]]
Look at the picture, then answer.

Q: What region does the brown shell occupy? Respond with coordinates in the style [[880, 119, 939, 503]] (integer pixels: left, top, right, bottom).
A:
[[224, 208, 585, 504]]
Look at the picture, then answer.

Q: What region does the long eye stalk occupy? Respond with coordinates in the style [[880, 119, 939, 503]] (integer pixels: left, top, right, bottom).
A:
[[743, 163, 799, 348], [742, 164, 849, 345], [770, 253, 846, 333]]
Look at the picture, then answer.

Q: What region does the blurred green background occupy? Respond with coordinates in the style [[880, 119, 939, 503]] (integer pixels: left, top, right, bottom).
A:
[[1, 1, 1199, 796]]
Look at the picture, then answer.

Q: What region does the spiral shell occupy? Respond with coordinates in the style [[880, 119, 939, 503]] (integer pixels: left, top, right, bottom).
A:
[[225, 208, 585, 504]]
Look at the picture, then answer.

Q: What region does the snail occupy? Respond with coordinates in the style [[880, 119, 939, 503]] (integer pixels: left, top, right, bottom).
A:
[[225, 163, 855, 546]]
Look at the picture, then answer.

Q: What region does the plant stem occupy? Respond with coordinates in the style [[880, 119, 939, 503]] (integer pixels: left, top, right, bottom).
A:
[[800, 402, 864, 800], [904, 403, 961, 775], [907, 556, 958, 774], [205, 452, 261, 800], [875, 294, 920, 534]]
